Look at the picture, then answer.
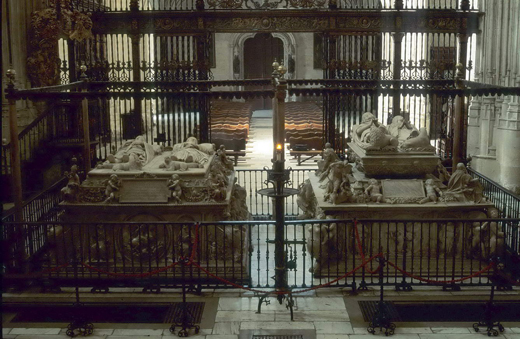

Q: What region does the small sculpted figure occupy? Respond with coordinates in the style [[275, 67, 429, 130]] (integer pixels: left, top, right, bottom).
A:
[[318, 142, 339, 175], [365, 178, 383, 203], [446, 163, 486, 203], [351, 181, 367, 203], [419, 179, 443, 204], [321, 161, 353, 204], [217, 144, 234, 173], [61, 164, 81, 202], [104, 174, 121, 203], [434, 159, 451, 184], [208, 171, 227, 201], [167, 174, 182, 203]]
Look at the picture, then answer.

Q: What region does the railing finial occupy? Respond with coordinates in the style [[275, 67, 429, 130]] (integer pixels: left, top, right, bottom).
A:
[[6, 68, 16, 88]]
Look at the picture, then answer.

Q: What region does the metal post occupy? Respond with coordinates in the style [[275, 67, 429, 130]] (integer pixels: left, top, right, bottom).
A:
[[6, 69, 26, 273], [130, 4, 143, 137], [80, 66, 91, 173], [273, 64, 288, 303], [392, 32, 404, 122], [66, 259, 93, 337], [257, 62, 298, 319], [452, 33, 469, 164], [368, 256, 396, 336], [170, 257, 200, 337], [452, 64, 465, 166], [6, 69, 23, 222], [325, 35, 337, 149]]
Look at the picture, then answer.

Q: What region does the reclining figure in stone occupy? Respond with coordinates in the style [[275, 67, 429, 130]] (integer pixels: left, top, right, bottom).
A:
[[97, 135, 163, 171], [351, 112, 398, 150]]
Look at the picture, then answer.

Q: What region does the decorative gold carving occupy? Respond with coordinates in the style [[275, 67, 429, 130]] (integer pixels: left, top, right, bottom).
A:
[[27, 0, 93, 87], [207, 0, 244, 9], [427, 18, 461, 30], [287, 0, 327, 8], [336, 16, 382, 29], [209, 17, 328, 31], [154, 18, 197, 30]]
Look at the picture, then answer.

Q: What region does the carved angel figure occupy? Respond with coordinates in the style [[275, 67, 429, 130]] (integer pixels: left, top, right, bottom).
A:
[[61, 164, 81, 202], [317, 142, 339, 175], [104, 174, 121, 203], [167, 174, 183, 203], [365, 178, 383, 203], [419, 179, 443, 204]]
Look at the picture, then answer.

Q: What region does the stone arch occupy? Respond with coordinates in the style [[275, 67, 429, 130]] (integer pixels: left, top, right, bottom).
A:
[[231, 32, 297, 79]]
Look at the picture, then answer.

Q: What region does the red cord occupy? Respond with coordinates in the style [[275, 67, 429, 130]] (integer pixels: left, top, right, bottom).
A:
[[70, 220, 510, 289], [353, 219, 380, 274], [191, 252, 382, 295], [386, 260, 495, 284]]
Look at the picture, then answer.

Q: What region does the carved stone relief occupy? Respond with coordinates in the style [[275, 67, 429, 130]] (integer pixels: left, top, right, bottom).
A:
[[27, 0, 93, 87]]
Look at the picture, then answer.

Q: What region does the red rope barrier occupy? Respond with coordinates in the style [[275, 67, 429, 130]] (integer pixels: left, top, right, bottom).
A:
[[81, 261, 179, 278], [353, 219, 497, 286], [353, 219, 380, 274], [191, 252, 382, 295], [386, 260, 495, 284], [76, 220, 505, 290]]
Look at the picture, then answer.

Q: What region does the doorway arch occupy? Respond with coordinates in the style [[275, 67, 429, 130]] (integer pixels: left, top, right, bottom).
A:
[[232, 32, 296, 80]]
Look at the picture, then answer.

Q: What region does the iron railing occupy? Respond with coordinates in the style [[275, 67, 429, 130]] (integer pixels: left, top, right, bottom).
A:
[[2, 218, 516, 291], [468, 168, 520, 219], [235, 168, 314, 219], [2, 177, 67, 223]]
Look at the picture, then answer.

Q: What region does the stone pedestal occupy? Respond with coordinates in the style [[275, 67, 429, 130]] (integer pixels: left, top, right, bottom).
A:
[[348, 142, 439, 178]]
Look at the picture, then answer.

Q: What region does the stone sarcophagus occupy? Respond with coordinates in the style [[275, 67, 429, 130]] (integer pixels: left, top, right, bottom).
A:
[[299, 114, 504, 277], [54, 137, 251, 283]]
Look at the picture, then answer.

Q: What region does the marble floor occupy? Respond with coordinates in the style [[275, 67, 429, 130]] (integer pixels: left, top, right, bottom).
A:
[[3, 111, 520, 338], [3, 286, 520, 339]]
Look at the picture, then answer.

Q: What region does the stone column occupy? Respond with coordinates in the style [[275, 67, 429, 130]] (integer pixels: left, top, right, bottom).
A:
[[478, 97, 495, 156], [466, 95, 481, 157], [498, 76, 520, 194]]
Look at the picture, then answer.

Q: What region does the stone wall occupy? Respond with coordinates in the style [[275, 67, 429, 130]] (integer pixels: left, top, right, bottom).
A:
[[467, 0, 520, 194], [1, 0, 47, 141]]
